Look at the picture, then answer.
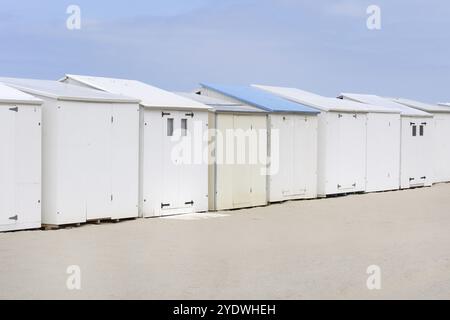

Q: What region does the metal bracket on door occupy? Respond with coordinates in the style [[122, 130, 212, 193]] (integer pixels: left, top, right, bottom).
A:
[[353, 114, 357, 119], [410, 122, 416, 126], [185, 201, 194, 206], [421, 176, 427, 180], [338, 114, 343, 118], [162, 112, 171, 117], [9, 107, 19, 112], [9, 215, 18, 221], [421, 123, 427, 126], [352, 183, 357, 187], [185, 113, 194, 118], [409, 178, 415, 182], [161, 203, 171, 209], [337, 184, 342, 189]]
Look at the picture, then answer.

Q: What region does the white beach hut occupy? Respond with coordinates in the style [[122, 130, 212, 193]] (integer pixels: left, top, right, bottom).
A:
[[178, 92, 268, 211], [0, 83, 42, 232], [255, 85, 402, 195], [198, 84, 320, 203], [391, 98, 450, 183], [0, 77, 141, 226], [61, 75, 211, 217], [339, 93, 433, 189]]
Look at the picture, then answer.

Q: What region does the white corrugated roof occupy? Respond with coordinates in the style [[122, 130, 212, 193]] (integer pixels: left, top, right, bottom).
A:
[[63, 75, 210, 110], [0, 83, 42, 105], [253, 85, 398, 114], [0, 77, 139, 103], [391, 98, 450, 113], [340, 93, 432, 117], [176, 92, 265, 113]]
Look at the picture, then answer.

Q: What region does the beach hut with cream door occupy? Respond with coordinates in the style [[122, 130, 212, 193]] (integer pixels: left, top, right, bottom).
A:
[[255, 85, 401, 195], [339, 93, 433, 189], [177, 92, 268, 211], [198, 84, 320, 203], [391, 98, 450, 183], [0, 83, 42, 232], [0, 77, 140, 226], [61, 75, 210, 217]]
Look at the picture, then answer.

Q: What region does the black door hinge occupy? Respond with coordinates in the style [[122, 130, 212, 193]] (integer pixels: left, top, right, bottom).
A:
[[185, 201, 194, 206], [185, 113, 194, 118], [162, 112, 171, 117], [9, 215, 18, 221], [9, 107, 18, 112], [409, 178, 415, 182], [161, 203, 170, 208]]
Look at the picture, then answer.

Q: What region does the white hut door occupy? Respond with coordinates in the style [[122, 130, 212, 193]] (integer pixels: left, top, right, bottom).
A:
[[292, 116, 310, 196], [0, 106, 16, 227], [337, 113, 366, 191], [84, 105, 112, 221], [278, 116, 295, 197], [14, 106, 41, 225], [178, 112, 195, 209], [110, 105, 140, 219], [232, 115, 253, 207], [161, 111, 194, 211], [415, 120, 429, 185]]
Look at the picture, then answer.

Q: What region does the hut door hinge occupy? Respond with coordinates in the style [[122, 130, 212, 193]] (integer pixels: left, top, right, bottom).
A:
[[111, 116, 114, 123], [161, 203, 170, 209], [185, 201, 194, 206], [9, 215, 18, 221], [9, 107, 18, 112], [185, 113, 194, 118], [162, 112, 171, 117]]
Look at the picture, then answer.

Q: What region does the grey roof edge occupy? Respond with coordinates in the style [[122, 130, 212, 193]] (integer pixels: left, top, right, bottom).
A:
[[0, 98, 42, 105], [339, 93, 432, 117], [391, 98, 450, 113], [4, 83, 140, 104]]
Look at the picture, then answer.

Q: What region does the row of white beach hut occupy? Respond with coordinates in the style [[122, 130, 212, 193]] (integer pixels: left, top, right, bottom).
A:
[[1, 75, 449, 232]]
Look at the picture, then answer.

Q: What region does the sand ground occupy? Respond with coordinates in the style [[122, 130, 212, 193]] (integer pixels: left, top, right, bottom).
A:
[[1, 184, 450, 300]]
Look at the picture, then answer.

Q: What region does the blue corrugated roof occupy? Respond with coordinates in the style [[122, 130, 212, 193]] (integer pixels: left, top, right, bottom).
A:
[[201, 83, 320, 114]]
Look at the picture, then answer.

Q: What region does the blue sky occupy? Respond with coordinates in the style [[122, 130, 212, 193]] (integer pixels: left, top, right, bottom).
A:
[[0, 0, 449, 102]]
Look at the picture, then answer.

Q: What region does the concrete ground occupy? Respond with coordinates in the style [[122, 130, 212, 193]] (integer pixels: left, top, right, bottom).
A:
[[1, 184, 450, 300]]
